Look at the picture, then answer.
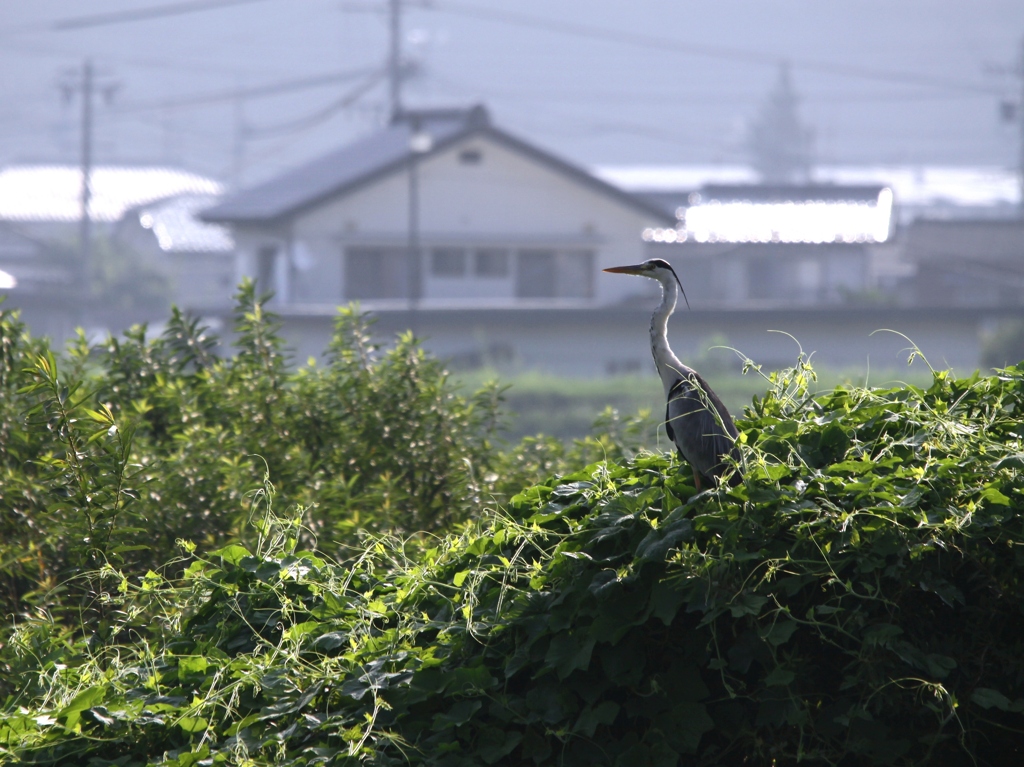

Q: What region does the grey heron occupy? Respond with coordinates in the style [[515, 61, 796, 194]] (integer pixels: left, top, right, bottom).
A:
[[604, 258, 741, 490]]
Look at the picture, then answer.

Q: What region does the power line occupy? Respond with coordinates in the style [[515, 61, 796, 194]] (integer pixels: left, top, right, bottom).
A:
[[435, 1, 1002, 96], [0, 35, 269, 81], [243, 70, 385, 138], [429, 72, 994, 107], [51, 0, 274, 31], [114, 66, 381, 114]]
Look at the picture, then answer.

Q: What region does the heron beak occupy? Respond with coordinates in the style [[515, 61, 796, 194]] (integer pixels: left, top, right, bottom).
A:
[[603, 264, 646, 275]]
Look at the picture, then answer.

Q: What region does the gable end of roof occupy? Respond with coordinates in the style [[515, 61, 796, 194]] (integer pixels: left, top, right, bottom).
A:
[[201, 107, 675, 226]]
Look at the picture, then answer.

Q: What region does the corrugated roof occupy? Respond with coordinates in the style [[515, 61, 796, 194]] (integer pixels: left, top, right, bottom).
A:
[[202, 105, 673, 225], [0, 165, 223, 223], [136, 193, 234, 253]]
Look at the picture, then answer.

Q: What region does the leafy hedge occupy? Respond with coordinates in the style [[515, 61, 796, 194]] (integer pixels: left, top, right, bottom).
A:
[[4, 342, 1024, 765], [0, 283, 522, 625]]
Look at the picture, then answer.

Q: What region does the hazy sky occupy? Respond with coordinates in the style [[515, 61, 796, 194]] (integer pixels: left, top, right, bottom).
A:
[[2, 1, 1023, 188]]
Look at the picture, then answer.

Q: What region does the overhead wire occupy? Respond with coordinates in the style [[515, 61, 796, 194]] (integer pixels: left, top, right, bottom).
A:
[[433, 1, 1003, 95], [429, 71, 995, 107], [50, 0, 277, 31], [114, 66, 383, 114], [2, 0, 1012, 175], [243, 70, 386, 138]]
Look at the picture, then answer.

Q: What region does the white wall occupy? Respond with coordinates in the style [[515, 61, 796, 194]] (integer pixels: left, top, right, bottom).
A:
[[285, 133, 663, 307]]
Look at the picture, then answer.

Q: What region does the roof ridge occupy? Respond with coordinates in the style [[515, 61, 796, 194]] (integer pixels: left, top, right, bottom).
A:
[[390, 104, 489, 127], [202, 104, 673, 225]]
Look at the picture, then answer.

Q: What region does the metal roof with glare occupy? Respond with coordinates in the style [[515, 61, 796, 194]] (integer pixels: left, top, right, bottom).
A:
[[596, 164, 1020, 220], [0, 165, 223, 223], [641, 183, 895, 245]]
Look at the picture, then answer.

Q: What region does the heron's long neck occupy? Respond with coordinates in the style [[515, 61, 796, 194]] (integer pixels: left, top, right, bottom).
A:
[[651, 276, 691, 394]]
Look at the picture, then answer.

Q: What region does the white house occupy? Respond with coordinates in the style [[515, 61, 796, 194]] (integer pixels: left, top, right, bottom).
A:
[[202, 106, 673, 313]]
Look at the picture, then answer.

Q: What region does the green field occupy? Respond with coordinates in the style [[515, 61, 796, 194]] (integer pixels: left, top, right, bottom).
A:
[[455, 362, 937, 442]]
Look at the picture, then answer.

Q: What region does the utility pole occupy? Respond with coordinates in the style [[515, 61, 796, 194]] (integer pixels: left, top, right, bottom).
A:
[[1018, 36, 1024, 216], [388, 0, 402, 120], [59, 58, 117, 296], [406, 117, 431, 332], [60, 59, 115, 304], [1001, 36, 1024, 216], [79, 59, 94, 286], [232, 88, 247, 187], [407, 114, 421, 327]]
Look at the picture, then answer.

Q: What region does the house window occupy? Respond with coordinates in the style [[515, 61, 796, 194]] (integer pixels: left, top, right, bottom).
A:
[[748, 257, 777, 300], [474, 248, 509, 278], [459, 148, 482, 165], [431, 248, 467, 277], [517, 249, 557, 298], [796, 259, 822, 292], [256, 245, 277, 295], [558, 250, 594, 298], [515, 249, 594, 299], [345, 246, 409, 298]]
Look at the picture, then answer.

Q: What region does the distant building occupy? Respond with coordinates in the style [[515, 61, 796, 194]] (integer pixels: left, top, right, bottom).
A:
[[0, 223, 77, 340], [197, 111, 1024, 374], [115, 193, 235, 313], [599, 161, 1024, 308], [904, 218, 1024, 308], [202, 105, 674, 366], [0, 164, 223, 238], [633, 183, 895, 307], [591, 164, 1024, 371], [597, 164, 1021, 226], [203, 105, 672, 311], [0, 165, 231, 334]]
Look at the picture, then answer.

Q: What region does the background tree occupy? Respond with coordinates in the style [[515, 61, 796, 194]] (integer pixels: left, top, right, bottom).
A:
[[748, 62, 815, 183]]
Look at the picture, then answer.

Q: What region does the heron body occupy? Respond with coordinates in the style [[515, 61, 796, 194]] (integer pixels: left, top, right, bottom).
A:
[[604, 258, 741, 490]]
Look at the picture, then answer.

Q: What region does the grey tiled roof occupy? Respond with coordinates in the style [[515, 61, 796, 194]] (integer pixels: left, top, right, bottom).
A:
[[700, 183, 888, 203], [201, 105, 673, 225]]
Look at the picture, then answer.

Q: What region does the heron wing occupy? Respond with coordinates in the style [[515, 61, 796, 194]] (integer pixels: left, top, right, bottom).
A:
[[665, 372, 740, 482]]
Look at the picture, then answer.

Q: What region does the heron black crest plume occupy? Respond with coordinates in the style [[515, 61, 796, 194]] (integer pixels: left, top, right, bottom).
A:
[[665, 261, 690, 311]]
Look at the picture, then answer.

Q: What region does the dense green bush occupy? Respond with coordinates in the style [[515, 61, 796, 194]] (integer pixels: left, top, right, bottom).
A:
[[4, 339, 1024, 765], [0, 286, 654, 631], [0, 284, 521, 627]]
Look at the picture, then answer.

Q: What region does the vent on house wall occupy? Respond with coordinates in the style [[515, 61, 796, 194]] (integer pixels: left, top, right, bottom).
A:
[[459, 149, 482, 165]]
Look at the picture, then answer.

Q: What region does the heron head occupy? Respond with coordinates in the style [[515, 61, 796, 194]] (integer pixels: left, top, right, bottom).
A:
[[603, 258, 671, 277], [603, 259, 690, 309]]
